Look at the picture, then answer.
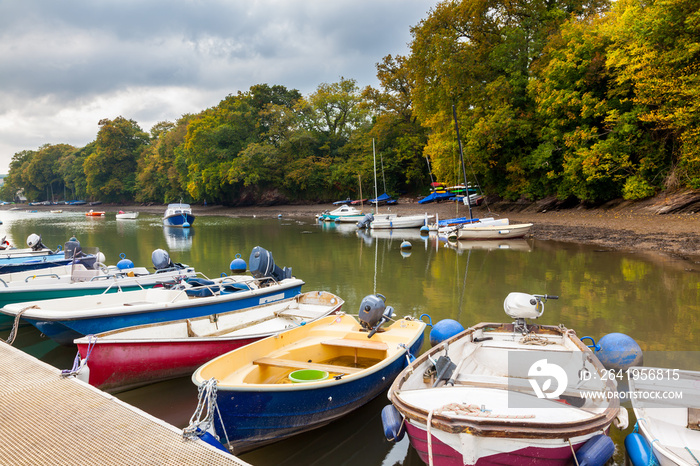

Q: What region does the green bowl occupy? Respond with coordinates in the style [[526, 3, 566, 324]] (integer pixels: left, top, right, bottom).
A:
[[288, 369, 329, 383]]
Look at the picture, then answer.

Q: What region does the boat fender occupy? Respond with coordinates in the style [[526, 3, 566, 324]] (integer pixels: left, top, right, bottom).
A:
[[194, 427, 230, 454], [596, 333, 643, 370], [381, 405, 406, 442], [575, 434, 615, 466], [117, 253, 134, 270], [230, 254, 247, 273], [614, 406, 629, 430], [429, 319, 465, 347], [624, 432, 658, 466]]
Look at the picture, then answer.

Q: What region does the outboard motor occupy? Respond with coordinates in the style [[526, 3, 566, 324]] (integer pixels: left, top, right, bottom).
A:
[[356, 213, 374, 229], [27, 233, 49, 251], [152, 249, 173, 270], [248, 246, 292, 281], [64, 237, 82, 259], [358, 293, 394, 338]]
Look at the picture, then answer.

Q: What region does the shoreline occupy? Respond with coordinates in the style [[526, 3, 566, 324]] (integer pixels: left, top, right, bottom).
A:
[[5, 198, 700, 262]]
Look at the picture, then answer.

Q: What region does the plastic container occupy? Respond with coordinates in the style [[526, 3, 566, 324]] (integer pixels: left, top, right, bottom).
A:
[[288, 369, 329, 383]]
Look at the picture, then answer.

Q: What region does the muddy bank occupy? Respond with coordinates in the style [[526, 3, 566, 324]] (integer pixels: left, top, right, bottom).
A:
[[6, 191, 700, 261]]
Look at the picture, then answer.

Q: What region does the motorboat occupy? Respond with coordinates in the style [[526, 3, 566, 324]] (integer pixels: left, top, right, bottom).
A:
[[72, 291, 344, 392], [85, 210, 105, 217], [116, 211, 139, 219], [317, 205, 365, 223], [386, 293, 624, 466], [163, 203, 194, 227], [1, 246, 302, 345], [189, 293, 425, 453]]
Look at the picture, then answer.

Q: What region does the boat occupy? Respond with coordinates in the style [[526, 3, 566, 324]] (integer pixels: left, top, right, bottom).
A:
[[448, 221, 534, 240], [369, 192, 396, 206], [0, 249, 196, 308], [72, 291, 344, 392], [418, 191, 454, 204], [350, 199, 367, 205], [0, 246, 303, 345], [0, 236, 97, 275], [85, 210, 105, 217], [189, 293, 426, 453], [50, 209, 63, 214], [163, 203, 194, 227], [364, 212, 433, 229], [0, 234, 55, 259], [68, 200, 86, 205], [317, 205, 365, 223], [116, 210, 139, 219], [386, 292, 623, 466], [625, 367, 700, 466], [332, 198, 352, 205]]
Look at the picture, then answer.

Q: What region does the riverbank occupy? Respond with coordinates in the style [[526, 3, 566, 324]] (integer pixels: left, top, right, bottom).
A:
[[5, 191, 700, 261]]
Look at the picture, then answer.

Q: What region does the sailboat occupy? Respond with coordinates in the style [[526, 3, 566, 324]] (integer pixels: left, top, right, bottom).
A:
[[358, 140, 433, 230], [443, 106, 533, 241]]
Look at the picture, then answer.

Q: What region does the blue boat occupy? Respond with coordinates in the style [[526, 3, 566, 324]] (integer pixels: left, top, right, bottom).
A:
[[418, 191, 454, 204], [163, 203, 195, 227], [0, 235, 96, 275], [1, 246, 301, 345], [189, 294, 426, 454], [369, 193, 395, 206]]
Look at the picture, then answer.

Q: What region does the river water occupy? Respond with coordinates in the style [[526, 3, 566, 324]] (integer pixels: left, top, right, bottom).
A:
[[1, 209, 698, 465]]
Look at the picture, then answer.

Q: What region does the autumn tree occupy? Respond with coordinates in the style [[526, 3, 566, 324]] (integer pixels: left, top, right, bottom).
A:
[[84, 117, 149, 202]]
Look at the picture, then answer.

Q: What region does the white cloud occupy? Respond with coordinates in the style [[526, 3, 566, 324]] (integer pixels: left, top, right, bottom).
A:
[[0, 0, 431, 172]]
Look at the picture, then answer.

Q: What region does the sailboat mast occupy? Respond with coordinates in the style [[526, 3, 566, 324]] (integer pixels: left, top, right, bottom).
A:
[[452, 105, 473, 220], [372, 139, 379, 215]]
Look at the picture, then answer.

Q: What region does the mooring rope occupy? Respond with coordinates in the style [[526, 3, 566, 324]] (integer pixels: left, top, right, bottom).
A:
[[0, 305, 39, 345], [183, 378, 230, 448]]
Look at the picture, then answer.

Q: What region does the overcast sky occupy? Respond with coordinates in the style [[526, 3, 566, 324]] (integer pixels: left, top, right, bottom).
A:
[[0, 1, 433, 173]]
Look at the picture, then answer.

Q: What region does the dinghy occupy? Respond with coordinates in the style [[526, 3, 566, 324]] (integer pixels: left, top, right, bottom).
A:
[[73, 291, 343, 392], [386, 293, 623, 466], [189, 293, 426, 453]]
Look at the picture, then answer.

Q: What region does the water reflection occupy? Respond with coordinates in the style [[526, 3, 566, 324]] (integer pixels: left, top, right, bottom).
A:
[[1, 213, 698, 465], [163, 226, 194, 251]]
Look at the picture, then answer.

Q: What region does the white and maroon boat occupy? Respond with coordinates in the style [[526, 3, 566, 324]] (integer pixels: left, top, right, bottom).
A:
[[385, 293, 625, 466], [72, 291, 343, 392]]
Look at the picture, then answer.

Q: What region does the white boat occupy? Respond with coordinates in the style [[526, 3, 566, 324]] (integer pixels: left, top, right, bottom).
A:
[[72, 291, 344, 392], [317, 205, 364, 223], [626, 368, 700, 466], [386, 292, 624, 466], [116, 211, 139, 219], [163, 203, 194, 227], [0, 246, 302, 345], [369, 212, 433, 229], [0, 249, 196, 308], [449, 221, 533, 240]]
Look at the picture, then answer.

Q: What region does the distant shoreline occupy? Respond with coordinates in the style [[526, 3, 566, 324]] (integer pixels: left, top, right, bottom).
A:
[[4, 195, 700, 261]]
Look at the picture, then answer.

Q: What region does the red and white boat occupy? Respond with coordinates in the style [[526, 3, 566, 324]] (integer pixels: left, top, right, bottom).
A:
[[73, 291, 343, 392], [85, 210, 105, 217], [386, 293, 625, 466]]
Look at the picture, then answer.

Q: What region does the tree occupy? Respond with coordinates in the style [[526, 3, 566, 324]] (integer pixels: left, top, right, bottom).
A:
[[83, 117, 149, 201]]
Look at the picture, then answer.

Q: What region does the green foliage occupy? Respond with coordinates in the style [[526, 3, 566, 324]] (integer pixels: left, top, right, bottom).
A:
[[5, 1, 700, 204]]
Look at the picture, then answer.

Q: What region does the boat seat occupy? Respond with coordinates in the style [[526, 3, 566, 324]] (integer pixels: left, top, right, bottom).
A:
[[185, 287, 218, 297], [186, 277, 217, 287], [253, 357, 361, 374], [321, 339, 388, 351], [220, 283, 249, 294]]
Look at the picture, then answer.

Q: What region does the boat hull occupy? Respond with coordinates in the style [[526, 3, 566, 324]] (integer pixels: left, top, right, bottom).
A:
[[163, 213, 195, 227], [404, 422, 590, 466], [455, 223, 533, 240], [8, 279, 304, 345], [77, 291, 343, 391], [210, 333, 424, 453]]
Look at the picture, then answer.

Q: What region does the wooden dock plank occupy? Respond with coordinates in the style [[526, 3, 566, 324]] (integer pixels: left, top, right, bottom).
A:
[[0, 342, 248, 466]]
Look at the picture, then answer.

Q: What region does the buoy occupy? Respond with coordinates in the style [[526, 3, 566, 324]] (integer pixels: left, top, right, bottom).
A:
[[575, 434, 615, 466], [117, 253, 134, 270], [182, 221, 191, 228], [400, 240, 412, 250], [230, 254, 247, 273], [430, 319, 465, 347], [625, 432, 657, 466], [420, 226, 430, 235], [381, 405, 406, 442], [596, 333, 643, 370], [278, 213, 282, 218]]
